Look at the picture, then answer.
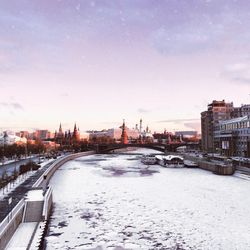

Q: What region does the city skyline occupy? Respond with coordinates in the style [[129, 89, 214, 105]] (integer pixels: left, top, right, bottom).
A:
[[1, 0, 250, 132]]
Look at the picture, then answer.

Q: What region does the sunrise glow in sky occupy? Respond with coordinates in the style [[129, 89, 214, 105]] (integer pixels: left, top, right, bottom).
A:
[[1, 0, 250, 133]]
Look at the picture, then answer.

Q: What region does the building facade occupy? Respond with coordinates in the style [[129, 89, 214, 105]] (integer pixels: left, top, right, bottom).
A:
[[201, 100, 234, 152], [0, 131, 27, 145], [88, 128, 140, 142], [214, 116, 250, 157], [232, 104, 250, 118], [33, 130, 53, 140]]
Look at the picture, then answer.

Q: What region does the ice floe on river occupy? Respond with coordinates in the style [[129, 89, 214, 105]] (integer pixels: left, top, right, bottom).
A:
[[45, 149, 250, 250]]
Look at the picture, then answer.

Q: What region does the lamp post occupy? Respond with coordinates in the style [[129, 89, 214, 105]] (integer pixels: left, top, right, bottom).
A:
[[2, 132, 7, 165], [1, 145, 3, 166], [3, 132, 7, 184], [1, 132, 7, 194], [25, 142, 28, 159]]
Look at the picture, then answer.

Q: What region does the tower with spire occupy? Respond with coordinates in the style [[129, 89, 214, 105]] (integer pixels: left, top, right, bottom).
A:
[[139, 118, 142, 133], [72, 123, 80, 144], [55, 123, 64, 145], [121, 119, 128, 144]]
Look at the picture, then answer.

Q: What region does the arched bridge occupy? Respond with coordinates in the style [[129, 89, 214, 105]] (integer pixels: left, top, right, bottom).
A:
[[92, 142, 199, 154]]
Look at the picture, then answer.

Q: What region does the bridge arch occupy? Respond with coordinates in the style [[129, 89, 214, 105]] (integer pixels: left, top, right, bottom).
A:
[[94, 142, 199, 154], [95, 144, 166, 153]]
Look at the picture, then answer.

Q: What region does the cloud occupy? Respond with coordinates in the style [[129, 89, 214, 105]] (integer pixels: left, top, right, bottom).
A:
[[223, 63, 250, 84], [157, 118, 200, 123], [137, 108, 150, 113], [60, 93, 69, 97], [0, 102, 24, 111]]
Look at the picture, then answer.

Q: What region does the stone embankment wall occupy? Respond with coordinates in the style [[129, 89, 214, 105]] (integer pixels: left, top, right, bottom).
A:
[[33, 151, 95, 189], [184, 155, 235, 175]]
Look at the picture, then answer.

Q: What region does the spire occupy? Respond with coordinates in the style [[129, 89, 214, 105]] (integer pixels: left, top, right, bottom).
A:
[[72, 123, 80, 143], [121, 119, 128, 144], [59, 123, 63, 133]]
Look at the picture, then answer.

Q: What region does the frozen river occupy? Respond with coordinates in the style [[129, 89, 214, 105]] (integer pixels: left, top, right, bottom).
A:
[[45, 149, 250, 250]]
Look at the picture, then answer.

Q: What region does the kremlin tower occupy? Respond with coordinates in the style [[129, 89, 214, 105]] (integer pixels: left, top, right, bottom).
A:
[[55, 123, 64, 145], [72, 123, 80, 144], [121, 119, 128, 144], [55, 123, 80, 146]]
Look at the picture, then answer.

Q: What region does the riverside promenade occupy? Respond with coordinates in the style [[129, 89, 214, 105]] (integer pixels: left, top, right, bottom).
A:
[[0, 151, 94, 250]]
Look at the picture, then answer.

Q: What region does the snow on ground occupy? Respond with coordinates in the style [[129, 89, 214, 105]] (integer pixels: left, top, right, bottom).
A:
[[26, 189, 44, 201], [6, 222, 37, 250], [45, 149, 250, 250]]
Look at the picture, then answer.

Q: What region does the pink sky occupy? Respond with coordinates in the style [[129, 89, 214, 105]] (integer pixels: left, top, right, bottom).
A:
[[1, 1, 250, 133]]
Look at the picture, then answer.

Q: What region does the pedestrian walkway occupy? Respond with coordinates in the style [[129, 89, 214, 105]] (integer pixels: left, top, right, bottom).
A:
[[0, 159, 55, 223]]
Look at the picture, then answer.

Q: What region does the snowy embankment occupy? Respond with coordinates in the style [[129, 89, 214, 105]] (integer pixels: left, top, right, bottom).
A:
[[45, 149, 250, 250]]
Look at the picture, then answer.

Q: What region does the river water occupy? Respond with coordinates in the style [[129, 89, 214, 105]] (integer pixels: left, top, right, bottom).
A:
[[45, 149, 250, 250]]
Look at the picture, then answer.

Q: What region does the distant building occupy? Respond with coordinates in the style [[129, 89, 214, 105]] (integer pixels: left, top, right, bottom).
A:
[[201, 100, 234, 152], [89, 127, 140, 143], [34, 130, 53, 140], [153, 131, 173, 144], [232, 104, 250, 118], [80, 132, 89, 141], [214, 115, 250, 157], [175, 131, 198, 138], [0, 131, 27, 145], [88, 119, 154, 144], [15, 131, 30, 139]]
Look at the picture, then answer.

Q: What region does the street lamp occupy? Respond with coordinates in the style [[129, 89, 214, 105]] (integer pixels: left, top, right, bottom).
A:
[[1, 131, 7, 165], [2, 132, 7, 187], [25, 142, 28, 159]]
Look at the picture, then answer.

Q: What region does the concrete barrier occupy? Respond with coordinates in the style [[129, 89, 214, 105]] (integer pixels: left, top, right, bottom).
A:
[[0, 199, 25, 250], [184, 155, 235, 175]]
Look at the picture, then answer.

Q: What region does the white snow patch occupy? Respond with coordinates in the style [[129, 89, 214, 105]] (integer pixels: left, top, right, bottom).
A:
[[26, 189, 44, 201]]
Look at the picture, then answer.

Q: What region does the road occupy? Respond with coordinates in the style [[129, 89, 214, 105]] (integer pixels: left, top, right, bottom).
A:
[[0, 157, 39, 177]]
